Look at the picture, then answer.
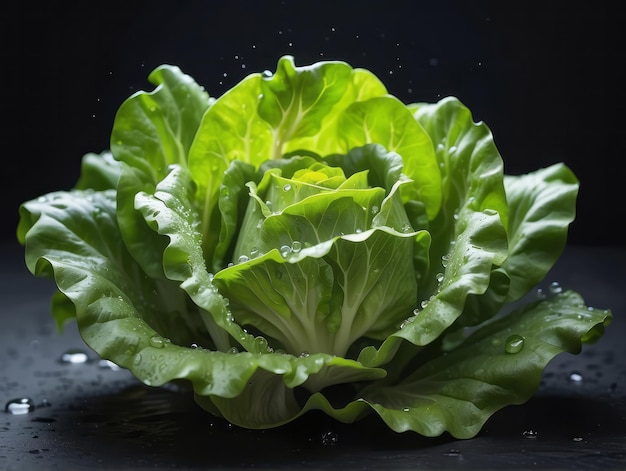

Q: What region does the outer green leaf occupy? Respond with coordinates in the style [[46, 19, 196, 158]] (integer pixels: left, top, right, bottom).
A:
[[412, 97, 508, 285], [357, 291, 612, 439], [111, 64, 210, 278], [501, 163, 579, 301], [358, 207, 508, 368], [199, 355, 386, 428], [17, 189, 212, 354], [74, 151, 120, 191]]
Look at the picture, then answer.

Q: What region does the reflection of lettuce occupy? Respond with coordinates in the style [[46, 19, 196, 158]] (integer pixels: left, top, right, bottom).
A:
[[17, 56, 611, 438]]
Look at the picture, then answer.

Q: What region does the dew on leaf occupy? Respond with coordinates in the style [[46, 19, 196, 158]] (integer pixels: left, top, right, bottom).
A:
[[504, 334, 525, 354], [149, 336, 170, 349], [254, 336, 269, 353]]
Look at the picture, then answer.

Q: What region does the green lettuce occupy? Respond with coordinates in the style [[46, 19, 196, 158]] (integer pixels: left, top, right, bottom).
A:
[[17, 56, 611, 438]]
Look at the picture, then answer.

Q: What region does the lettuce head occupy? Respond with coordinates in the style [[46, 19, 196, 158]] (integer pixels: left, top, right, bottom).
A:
[[17, 56, 611, 438]]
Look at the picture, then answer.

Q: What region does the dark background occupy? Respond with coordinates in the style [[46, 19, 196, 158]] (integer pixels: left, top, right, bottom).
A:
[[2, 0, 623, 246]]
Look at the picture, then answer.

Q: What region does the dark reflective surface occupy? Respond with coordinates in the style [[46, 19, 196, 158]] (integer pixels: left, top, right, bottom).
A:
[[1, 241, 625, 469]]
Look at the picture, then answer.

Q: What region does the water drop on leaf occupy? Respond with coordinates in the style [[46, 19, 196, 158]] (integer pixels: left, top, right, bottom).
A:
[[505, 334, 525, 354], [149, 336, 170, 348]]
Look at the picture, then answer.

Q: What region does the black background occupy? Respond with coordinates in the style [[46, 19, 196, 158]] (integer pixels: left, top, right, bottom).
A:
[[2, 0, 623, 246]]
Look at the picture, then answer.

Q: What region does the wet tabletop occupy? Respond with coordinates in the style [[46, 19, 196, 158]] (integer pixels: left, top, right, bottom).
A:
[[1, 240, 625, 470]]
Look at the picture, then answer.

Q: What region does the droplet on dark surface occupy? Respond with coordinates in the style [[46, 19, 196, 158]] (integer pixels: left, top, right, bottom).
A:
[[5, 397, 35, 415], [60, 348, 89, 364]]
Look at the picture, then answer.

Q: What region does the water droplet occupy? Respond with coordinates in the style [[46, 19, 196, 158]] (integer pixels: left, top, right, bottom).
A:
[[371, 205, 379, 215], [436, 273, 444, 283], [536, 288, 547, 299], [254, 336, 269, 353], [280, 245, 292, 258], [505, 334, 525, 354], [572, 437, 583, 442], [149, 336, 170, 348], [283, 183, 291, 191], [321, 431, 339, 446], [300, 351, 310, 358], [441, 254, 450, 267], [449, 146, 457, 154], [5, 398, 35, 415], [228, 347, 239, 354], [237, 255, 250, 264], [522, 430, 538, 439], [568, 372, 583, 383], [443, 449, 462, 457], [60, 349, 89, 364], [400, 315, 416, 329], [98, 359, 121, 370], [291, 241, 302, 253], [549, 281, 562, 294]]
